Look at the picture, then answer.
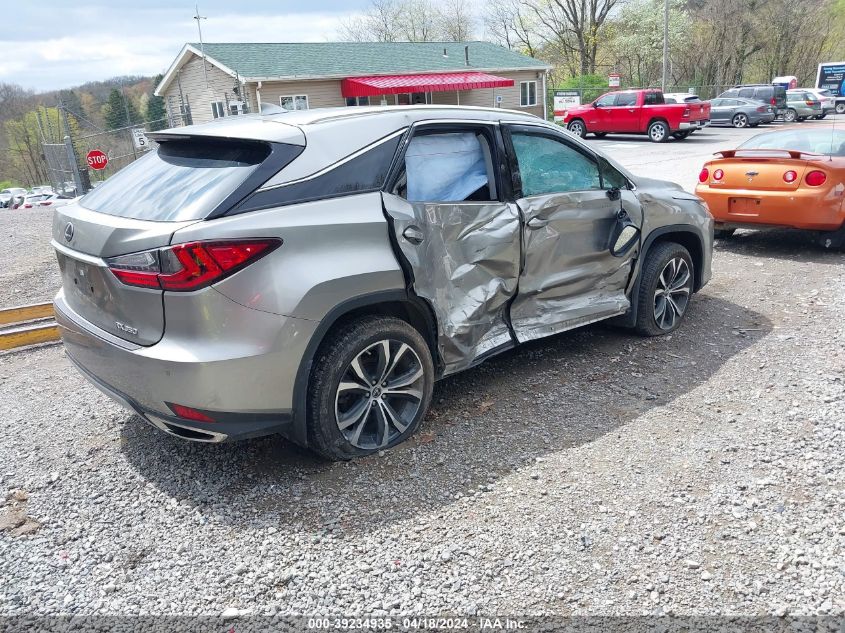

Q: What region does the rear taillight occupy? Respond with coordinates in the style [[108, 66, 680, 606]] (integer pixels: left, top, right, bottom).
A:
[[682, 106, 691, 118], [698, 167, 709, 183], [107, 239, 281, 291], [167, 403, 215, 423], [805, 170, 827, 186], [770, 98, 777, 105], [713, 169, 724, 180], [757, 106, 767, 112], [23, 204, 32, 208], [783, 170, 797, 183], [806, 100, 815, 106]]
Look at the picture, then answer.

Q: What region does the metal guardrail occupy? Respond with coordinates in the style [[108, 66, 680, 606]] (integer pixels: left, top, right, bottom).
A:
[[0, 302, 60, 351]]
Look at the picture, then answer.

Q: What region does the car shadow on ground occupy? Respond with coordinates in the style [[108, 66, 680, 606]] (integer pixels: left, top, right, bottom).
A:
[[120, 293, 770, 533], [716, 228, 845, 264]]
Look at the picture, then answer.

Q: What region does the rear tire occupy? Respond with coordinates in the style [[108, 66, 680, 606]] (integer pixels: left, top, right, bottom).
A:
[[634, 242, 694, 336], [307, 316, 434, 461], [593, 132, 607, 138], [798, 116, 807, 122], [567, 119, 587, 138], [673, 131, 691, 139], [732, 113, 749, 128], [837, 103, 845, 115], [784, 108, 797, 122], [647, 120, 669, 143]]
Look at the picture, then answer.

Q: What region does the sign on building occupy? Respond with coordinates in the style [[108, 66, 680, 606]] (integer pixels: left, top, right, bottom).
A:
[[553, 90, 581, 122], [131, 127, 150, 150]]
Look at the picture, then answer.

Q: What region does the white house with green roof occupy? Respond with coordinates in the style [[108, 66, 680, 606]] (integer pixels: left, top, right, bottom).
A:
[[154, 41, 551, 126]]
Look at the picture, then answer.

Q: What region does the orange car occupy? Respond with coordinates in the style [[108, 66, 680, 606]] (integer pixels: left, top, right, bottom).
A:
[[696, 128, 845, 247]]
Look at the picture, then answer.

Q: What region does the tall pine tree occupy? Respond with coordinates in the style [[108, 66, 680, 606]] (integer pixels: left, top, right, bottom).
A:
[[146, 74, 167, 130], [104, 88, 141, 130]]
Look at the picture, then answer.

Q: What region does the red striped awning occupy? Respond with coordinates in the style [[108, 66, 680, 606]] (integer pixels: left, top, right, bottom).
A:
[[341, 72, 514, 97]]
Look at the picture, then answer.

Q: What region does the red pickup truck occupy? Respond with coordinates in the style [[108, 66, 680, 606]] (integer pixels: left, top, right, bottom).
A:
[[562, 89, 711, 142]]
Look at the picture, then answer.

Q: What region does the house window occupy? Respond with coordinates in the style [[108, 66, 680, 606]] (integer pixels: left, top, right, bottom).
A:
[[345, 96, 370, 106], [229, 101, 248, 115], [520, 81, 537, 107], [211, 101, 225, 119], [396, 92, 431, 105], [280, 95, 309, 111]]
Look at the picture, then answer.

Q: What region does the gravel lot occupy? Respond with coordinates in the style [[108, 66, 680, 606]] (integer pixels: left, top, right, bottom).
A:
[[1, 120, 844, 622]]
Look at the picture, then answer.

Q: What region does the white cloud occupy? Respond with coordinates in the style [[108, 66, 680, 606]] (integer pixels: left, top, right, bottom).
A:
[[1, 10, 359, 91]]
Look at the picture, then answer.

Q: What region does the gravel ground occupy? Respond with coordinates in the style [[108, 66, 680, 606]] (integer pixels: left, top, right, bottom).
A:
[[1, 122, 844, 622]]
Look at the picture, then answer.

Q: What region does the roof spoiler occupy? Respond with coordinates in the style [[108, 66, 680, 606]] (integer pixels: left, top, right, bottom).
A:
[[715, 149, 823, 159]]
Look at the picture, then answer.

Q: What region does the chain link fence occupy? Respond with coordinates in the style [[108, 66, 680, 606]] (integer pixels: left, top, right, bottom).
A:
[[40, 112, 190, 197]]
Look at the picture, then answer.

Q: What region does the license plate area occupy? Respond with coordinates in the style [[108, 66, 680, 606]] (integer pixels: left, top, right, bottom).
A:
[[728, 197, 761, 216], [58, 253, 108, 307]]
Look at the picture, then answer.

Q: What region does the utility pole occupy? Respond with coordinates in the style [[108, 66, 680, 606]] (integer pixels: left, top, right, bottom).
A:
[[662, 0, 669, 91], [194, 4, 209, 88]]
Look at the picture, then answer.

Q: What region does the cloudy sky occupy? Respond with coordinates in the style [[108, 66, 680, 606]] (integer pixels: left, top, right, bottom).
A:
[[3, 0, 371, 91]]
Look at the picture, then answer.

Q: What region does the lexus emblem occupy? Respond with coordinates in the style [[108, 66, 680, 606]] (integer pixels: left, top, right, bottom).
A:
[[64, 222, 74, 242]]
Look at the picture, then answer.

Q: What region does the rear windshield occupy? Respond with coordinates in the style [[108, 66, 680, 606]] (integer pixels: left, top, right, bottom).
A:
[[80, 139, 272, 221], [739, 130, 845, 156]]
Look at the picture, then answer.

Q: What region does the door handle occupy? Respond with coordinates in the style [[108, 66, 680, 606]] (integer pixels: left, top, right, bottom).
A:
[[628, 109, 635, 112], [527, 217, 549, 229], [402, 226, 425, 244]]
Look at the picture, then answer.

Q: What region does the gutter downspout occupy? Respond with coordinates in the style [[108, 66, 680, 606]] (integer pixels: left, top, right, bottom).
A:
[[542, 71, 548, 121], [256, 81, 262, 114]]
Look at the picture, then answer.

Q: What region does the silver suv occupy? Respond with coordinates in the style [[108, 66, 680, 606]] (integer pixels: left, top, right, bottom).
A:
[[53, 106, 713, 460]]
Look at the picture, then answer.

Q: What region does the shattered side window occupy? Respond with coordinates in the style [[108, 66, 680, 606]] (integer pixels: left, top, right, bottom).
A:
[[403, 132, 494, 202], [511, 132, 602, 197]]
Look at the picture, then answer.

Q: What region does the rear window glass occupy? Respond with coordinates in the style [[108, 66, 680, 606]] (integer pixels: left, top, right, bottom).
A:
[[643, 92, 664, 105], [80, 139, 272, 221], [739, 130, 845, 156]]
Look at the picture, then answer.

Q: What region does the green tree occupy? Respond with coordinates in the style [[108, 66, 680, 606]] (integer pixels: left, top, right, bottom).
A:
[[104, 88, 140, 130], [146, 74, 168, 131]]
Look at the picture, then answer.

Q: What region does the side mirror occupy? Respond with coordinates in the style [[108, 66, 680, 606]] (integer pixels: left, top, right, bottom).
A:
[[593, 102, 600, 108], [609, 207, 640, 257]]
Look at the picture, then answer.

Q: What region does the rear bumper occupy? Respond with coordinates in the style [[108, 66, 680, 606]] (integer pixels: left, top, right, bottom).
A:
[[678, 120, 709, 130], [54, 288, 319, 442], [695, 186, 845, 231]]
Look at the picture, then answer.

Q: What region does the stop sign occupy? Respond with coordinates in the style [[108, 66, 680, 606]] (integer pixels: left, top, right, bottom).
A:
[[86, 149, 108, 170]]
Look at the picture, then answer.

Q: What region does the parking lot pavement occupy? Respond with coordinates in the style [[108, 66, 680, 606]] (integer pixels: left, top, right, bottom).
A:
[[1, 122, 844, 618]]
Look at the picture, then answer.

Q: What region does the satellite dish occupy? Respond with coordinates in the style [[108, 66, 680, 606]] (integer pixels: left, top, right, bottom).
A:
[[259, 102, 287, 115]]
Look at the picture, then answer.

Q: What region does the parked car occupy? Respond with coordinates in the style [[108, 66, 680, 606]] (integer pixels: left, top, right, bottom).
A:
[[717, 84, 788, 117], [804, 88, 835, 118], [38, 194, 76, 208], [19, 194, 51, 209], [696, 128, 845, 248], [662, 93, 703, 104], [0, 187, 27, 208], [784, 90, 823, 122], [53, 106, 713, 459], [708, 97, 776, 127], [562, 89, 711, 142]]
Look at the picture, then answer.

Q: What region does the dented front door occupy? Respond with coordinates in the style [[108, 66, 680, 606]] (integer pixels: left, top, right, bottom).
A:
[[505, 125, 643, 342]]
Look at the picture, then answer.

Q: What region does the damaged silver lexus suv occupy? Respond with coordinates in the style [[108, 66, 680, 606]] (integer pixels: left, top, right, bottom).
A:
[[53, 106, 713, 460]]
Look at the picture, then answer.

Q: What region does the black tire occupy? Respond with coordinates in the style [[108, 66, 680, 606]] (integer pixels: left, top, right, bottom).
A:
[[732, 113, 749, 128], [816, 113, 827, 120], [634, 242, 695, 336], [714, 228, 736, 239], [784, 108, 797, 122], [798, 116, 807, 122], [567, 119, 587, 138], [672, 131, 691, 139], [647, 120, 669, 143], [307, 316, 434, 461], [593, 132, 607, 138]]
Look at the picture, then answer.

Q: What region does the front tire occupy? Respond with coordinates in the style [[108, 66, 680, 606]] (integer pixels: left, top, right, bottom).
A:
[[784, 109, 797, 122], [647, 120, 669, 143], [307, 316, 434, 460], [634, 242, 694, 336], [732, 113, 749, 128], [567, 119, 587, 138]]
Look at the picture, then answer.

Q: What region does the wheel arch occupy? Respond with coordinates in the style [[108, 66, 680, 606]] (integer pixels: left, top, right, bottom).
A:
[[288, 290, 439, 447], [614, 225, 706, 328]]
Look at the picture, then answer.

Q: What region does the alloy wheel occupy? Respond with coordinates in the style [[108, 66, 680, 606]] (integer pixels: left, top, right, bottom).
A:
[[334, 339, 425, 450], [649, 122, 667, 142], [733, 113, 748, 128], [784, 109, 796, 122], [568, 121, 584, 136], [653, 257, 692, 331]]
